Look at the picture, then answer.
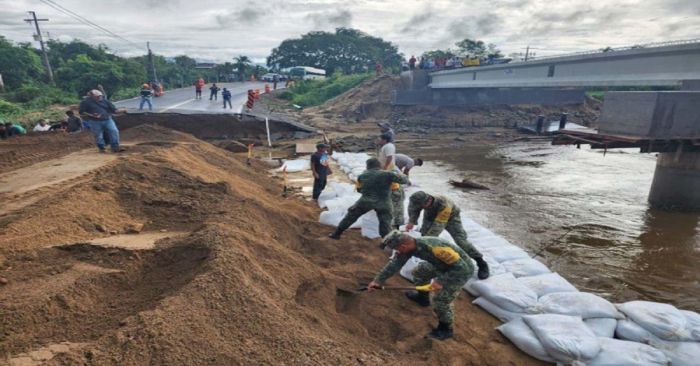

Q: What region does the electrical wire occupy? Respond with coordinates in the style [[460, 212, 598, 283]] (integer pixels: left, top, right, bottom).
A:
[[38, 0, 143, 49]]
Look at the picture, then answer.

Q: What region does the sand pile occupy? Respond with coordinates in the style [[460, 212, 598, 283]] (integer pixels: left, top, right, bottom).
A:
[[0, 127, 543, 365]]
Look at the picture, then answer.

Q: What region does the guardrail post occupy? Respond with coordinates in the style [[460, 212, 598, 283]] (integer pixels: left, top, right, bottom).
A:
[[536, 115, 545, 134], [559, 113, 568, 130]]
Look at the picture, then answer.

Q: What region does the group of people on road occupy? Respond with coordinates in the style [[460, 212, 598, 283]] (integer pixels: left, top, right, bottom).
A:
[[311, 122, 489, 340]]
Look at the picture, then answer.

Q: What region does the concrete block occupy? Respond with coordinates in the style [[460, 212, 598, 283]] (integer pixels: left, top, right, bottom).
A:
[[599, 91, 700, 138]]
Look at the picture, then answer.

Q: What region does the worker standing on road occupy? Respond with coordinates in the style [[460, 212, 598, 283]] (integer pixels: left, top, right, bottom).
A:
[[273, 74, 279, 90], [328, 158, 408, 240], [394, 154, 423, 176], [406, 191, 490, 279], [139, 83, 153, 111], [222, 88, 233, 109], [367, 231, 474, 340], [79, 89, 126, 153], [195, 78, 205, 99], [209, 83, 220, 101], [311, 143, 332, 200]]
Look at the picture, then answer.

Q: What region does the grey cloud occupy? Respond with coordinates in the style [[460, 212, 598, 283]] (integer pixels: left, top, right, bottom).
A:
[[398, 6, 435, 34], [448, 13, 504, 39], [216, 7, 265, 27], [306, 9, 353, 29]]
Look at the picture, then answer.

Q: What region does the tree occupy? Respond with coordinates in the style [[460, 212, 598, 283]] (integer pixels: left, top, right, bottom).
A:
[[455, 38, 502, 59], [0, 37, 44, 89], [233, 55, 252, 81], [267, 28, 402, 74], [421, 49, 456, 59]]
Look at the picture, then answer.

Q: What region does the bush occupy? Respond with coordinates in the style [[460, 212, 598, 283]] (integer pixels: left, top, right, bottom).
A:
[[285, 73, 372, 107], [0, 99, 22, 115], [111, 87, 141, 101]]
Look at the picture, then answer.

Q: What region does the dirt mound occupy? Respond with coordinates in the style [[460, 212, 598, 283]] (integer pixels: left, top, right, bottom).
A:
[[0, 132, 94, 172], [306, 75, 402, 123], [0, 128, 543, 365]]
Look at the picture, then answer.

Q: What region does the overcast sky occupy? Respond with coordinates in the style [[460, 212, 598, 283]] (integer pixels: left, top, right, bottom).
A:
[[1, 0, 699, 63]]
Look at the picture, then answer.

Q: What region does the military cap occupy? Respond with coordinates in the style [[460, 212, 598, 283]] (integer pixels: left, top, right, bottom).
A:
[[409, 191, 430, 206], [381, 230, 406, 249]]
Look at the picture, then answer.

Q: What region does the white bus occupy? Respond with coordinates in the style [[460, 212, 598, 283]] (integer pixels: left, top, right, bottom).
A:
[[289, 66, 326, 80]]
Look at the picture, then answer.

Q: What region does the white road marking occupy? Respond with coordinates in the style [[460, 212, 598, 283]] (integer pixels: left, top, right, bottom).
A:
[[158, 98, 196, 112]]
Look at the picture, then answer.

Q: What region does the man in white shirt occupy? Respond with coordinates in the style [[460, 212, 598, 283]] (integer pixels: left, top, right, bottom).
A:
[[377, 133, 396, 171], [33, 119, 51, 132]]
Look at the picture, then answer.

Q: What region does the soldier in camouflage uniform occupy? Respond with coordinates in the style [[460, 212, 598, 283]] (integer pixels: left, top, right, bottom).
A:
[[367, 231, 474, 340], [406, 191, 490, 280], [390, 183, 405, 229], [328, 158, 409, 240]]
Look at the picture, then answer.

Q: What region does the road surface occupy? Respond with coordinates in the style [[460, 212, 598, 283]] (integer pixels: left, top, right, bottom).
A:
[[115, 81, 268, 114]]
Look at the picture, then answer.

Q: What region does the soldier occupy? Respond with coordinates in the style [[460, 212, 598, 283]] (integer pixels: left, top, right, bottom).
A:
[[367, 231, 474, 340], [406, 191, 490, 280], [328, 158, 409, 240]]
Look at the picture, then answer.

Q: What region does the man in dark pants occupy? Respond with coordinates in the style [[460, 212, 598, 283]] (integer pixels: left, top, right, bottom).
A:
[[222, 88, 232, 109], [209, 83, 220, 100], [311, 143, 332, 200]]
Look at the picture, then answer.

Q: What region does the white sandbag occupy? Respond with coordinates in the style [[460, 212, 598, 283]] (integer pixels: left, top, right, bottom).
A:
[[470, 235, 514, 251], [584, 318, 618, 338], [500, 257, 551, 278], [586, 337, 668, 366], [497, 317, 555, 363], [360, 211, 380, 239], [470, 273, 538, 313], [535, 292, 622, 319], [463, 278, 481, 297], [318, 210, 360, 228], [317, 190, 337, 208], [325, 194, 360, 212], [279, 159, 309, 172], [473, 297, 524, 323], [517, 272, 578, 297], [470, 255, 506, 279], [616, 320, 700, 366], [480, 244, 530, 262], [399, 257, 423, 282], [617, 301, 693, 341], [680, 310, 700, 341], [522, 314, 601, 364]]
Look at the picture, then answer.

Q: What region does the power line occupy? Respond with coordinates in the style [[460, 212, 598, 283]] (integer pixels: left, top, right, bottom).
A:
[[38, 0, 142, 49], [24, 11, 54, 83]]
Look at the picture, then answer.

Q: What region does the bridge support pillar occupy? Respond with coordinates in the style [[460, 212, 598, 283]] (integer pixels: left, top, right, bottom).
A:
[[648, 151, 700, 210]]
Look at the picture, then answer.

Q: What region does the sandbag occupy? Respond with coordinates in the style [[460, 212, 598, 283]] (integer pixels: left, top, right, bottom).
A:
[[586, 337, 668, 366], [360, 211, 380, 239], [617, 301, 693, 341], [535, 292, 622, 319], [279, 159, 309, 172], [318, 210, 360, 229], [616, 320, 699, 366], [680, 310, 700, 341], [473, 297, 524, 323], [399, 257, 423, 282], [317, 189, 337, 208], [470, 273, 538, 313], [496, 317, 555, 363], [480, 244, 530, 263], [522, 314, 601, 364], [325, 194, 360, 212], [584, 318, 618, 338], [500, 257, 551, 278], [517, 272, 578, 297]]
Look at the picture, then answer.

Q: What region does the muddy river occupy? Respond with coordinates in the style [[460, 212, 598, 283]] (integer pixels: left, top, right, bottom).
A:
[[407, 140, 700, 312]]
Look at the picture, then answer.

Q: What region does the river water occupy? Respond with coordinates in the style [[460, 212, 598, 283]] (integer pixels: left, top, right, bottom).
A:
[[406, 140, 700, 312]]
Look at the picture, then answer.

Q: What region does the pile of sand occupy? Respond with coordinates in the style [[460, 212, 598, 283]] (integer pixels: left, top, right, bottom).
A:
[[0, 127, 543, 365]]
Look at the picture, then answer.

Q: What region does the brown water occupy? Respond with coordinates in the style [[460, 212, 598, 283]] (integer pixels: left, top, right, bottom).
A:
[[407, 140, 700, 312]]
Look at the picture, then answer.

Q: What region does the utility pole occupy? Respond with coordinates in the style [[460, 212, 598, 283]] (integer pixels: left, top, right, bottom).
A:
[[524, 45, 530, 62], [147, 42, 158, 83], [24, 11, 54, 83]]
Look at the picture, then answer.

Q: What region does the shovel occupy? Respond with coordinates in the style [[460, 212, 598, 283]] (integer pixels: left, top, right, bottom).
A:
[[341, 283, 435, 294]]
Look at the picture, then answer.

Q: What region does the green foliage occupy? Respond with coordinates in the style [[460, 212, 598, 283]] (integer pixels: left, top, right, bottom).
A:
[[281, 73, 372, 107], [0, 99, 22, 115], [421, 49, 457, 59], [267, 28, 402, 75], [0, 36, 45, 88], [454, 39, 502, 58], [233, 55, 252, 81]]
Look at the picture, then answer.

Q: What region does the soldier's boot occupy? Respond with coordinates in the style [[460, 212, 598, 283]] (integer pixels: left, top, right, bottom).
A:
[[474, 257, 490, 280], [405, 290, 430, 307], [328, 229, 343, 240], [426, 322, 453, 341]]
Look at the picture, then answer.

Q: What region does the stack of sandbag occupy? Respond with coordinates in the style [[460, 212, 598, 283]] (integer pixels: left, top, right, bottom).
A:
[[615, 301, 700, 366], [278, 158, 309, 173], [497, 314, 669, 365]]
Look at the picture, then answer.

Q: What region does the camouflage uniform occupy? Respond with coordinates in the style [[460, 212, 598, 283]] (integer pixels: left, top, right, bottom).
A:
[[374, 236, 473, 325], [408, 194, 483, 260], [336, 169, 409, 237], [390, 184, 405, 227]]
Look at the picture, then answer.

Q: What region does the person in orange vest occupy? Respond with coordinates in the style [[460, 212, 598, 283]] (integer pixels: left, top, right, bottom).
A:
[[195, 78, 205, 100]]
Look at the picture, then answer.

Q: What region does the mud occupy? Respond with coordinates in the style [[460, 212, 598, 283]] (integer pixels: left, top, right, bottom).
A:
[[0, 125, 543, 365]]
